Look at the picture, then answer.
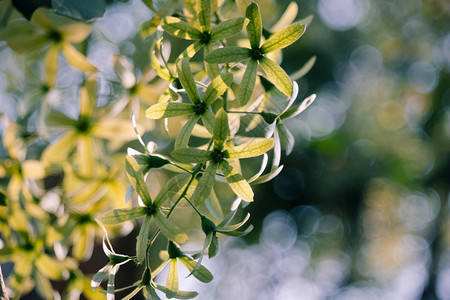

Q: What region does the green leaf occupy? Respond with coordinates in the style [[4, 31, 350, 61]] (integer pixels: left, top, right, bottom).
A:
[[136, 214, 152, 264], [208, 234, 219, 258], [100, 207, 147, 225], [107, 265, 119, 299], [178, 256, 213, 283], [237, 59, 258, 106], [51, 0, 106, 22], [204, 42, 220, 79], [259, 56, 292, 96], [140, 0, 180, 39], [176, 40, 203, 62], [205, 188, 223, 219], [171, 148, 211, 163], [218, 224, 253, 236], [153, 211, 188, 244], [291, 56, 316, 81], [226, 138, 274, 159], [175, 114, 200, 149], [277, 123, 295, 155], [146, 102, 195, 119], [197, 0, 211, 32], [151, 47, 173, 81], [280, 94, 317, 120], [45, 112, 77, 127], [251, 165, 284, 184], [154, 174, 191, 207], [122, 286, 144, 300], [200, 109, 215, 134], [210, 17, 249, 41], [162, 16, 202, 40], [261, 23, 305, 53], [155, 284, 199, 299], [177, 58, 201, 104], [91, 264, 111, 290], [191, 162, 218, 206], [213, 108, 229, 150], [220, 160, 254, 202], [217, 213, 250, 232], [204, 46, 251, 64], [203, 73, 233, 107], [245, 2, 262, 49], [126, 155, 153, 207]]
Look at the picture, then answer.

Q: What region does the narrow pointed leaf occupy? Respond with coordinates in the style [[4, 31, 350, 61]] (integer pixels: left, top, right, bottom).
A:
[[152, 48, 173, 81], [204, 46, 251, 64], [259, 56, 292, 96], [176, 40, 203, 62], [126, 155, 152, 206], [213, 108, 229, 150], [205, 188, 223, 219], [162, 16, 202, 40], [217, 213, 250, 232], [45, 44, 59, 88], [171, 148, 211, 163], [139, 0, 180, 38], [209, 234, 219, 258], [245, 2, 262, 48], [175, 114, 200, 149], [280, 94, 317, 120], [237, 59, 258, 106], [197, 0, 211, 32], [210, 17, 249, 41], [62, 42, 96, 72], [36, 254, 63, 280], [155, 284, 199, 299], [277, 123, 295, 155], [204, 42, 220, 79], [251, 164, 284, 184], [107, 265, 119, 299], [137, 214, 152, 264], [146, 285, 162, 300], [191, 162, 218, 205], [218, 224, 253, 236], [113, 55, 136, 89], [177, 58, 201, 104], [270, 1, 298, 32], [122, 286, 144, 300], [261, 23, 305, 53], [146, 102, 195, 119], [220, 160, 254, 202], [91, 264, 111, 290], [100, 207, 147, 225], [291, 56, 316, 80], [178, 256, 213, 283], [226, 138, 274, 159], [154, 211, 188, 244], [203, 73, 233, 107], [154, 174, 191, 207], [200, 109, 215, 133]]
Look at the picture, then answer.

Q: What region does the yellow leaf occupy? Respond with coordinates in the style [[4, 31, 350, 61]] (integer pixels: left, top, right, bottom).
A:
[[22, 160, 46, 180], [76, 135, 96, 178], [31, 8, 56, 30], [41, 132, 77, 164], [79, 73, 97, 116], [62, 42, 97, 72], [59, 23, 92, 43], [45, 44, 60, 88], [36, 254, 64, 280], [92, 119, 137, 141]]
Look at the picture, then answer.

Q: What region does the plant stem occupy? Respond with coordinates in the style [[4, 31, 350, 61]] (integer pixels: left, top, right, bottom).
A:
[[184, 196, 202, 216], [169, 162, 192, 173], [0, 265, 8, 300], [226, 110, 261, 115]]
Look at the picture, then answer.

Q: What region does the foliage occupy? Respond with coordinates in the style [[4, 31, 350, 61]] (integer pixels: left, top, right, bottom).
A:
[[0, 0, 316, 298]]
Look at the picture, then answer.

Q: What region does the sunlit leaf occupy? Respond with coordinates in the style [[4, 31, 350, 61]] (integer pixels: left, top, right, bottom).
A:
[[175, 115, 200, 149], [203, 73, 233, 107], [177, 58, 201, 104], [154, 174, 191, 207], [146, 103, 195, 119], [140, 0, 180, 38], [220, 160, 253, 202], [191, 162, 218, 206], [112, 55, 136, 89], [245, 2, 262, 49], [251, 165, 284, 184], [59, 22, 92, 43], [153, 211, 188, 244], [171, 148, 211, 163], [162, 16, 202, 40], [151, 48, 173, 81], [270, 1, 298, 32], [204, 46, 251, 64], [44, 44, 59, 88], [22, 160, 46, 180], [290, 56, 316, 80], [218, 224, 253, 236], [197, 0, 211, 32], [280, 93, 317, 119], [155, 284, 199, 299], [79, 73, 97, 116], [125, 155, 153, 206], [261, 23, 305, 53], [259, 56, 292, 96], [137, 214, 152, 264], [210, 17, 249, 41], [36, 254, 64, 280], [176, 40, 203, 63], [277, 123, 295, 155], [61, 42, 96, 72], [226, 138, 274, 159], [217, 213, 250, 232], [178, 256, 213, 283], [100, 207, 147, 225], [237, 59, 258, 106], [213, 108, 229, 149]]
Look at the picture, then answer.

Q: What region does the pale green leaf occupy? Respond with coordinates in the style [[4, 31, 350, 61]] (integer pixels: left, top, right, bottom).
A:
[[226, 138, 274, 159], [176, 40, 203, 63], [291, 56, 316, 81], [44, 44, 59, 88], [210, 17, 249, 41], [237, 58, 258, 106], [197, 0, 211, 32], [146, 102, 195, 119], [277, 123, 295, 155], [91, 264, 111, 290], [126, 155, 153, 206], [137, 214, 152, 264], [62, 42, 97, 72], [107, 265, 119, 299], [151, 48, 173, 81], [140, 0, 180, 38], [270, 1, 298, 32], [251, 165, 284, 184], [155, 284, 199, 299], [177, 58, 201, 104], [213, 108, 229, 150], [162, 16, 202, 40], [154, 174, 191, 207], [178, 256, 213, 283], [218, 224, 253, 236], [217, 213, 250, 232], [280, 93, 316, 120], [261, 23, 305, 53], [203, 73, 233, 107], [171, 148, 211, 163], [204, 46, 250, 64], [112, 54, 136, 89], [259, 56, 292, 96], [220, 160, 254, 202], [154, 211, 188, 244], [35, 254, 64, 280], [175, 114, 200, 149], [99, 207, 147, 225], [245, 2, 262, 49], [191, 162, 218, 206], [205, 188, 223, 219]]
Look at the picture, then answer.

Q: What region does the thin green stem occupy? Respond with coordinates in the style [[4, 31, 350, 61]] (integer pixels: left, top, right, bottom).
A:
[[226, 110, 261, 115], [159, 41, 174, 79], [183, 196, 202, 216], [169, 162, 193, 173]]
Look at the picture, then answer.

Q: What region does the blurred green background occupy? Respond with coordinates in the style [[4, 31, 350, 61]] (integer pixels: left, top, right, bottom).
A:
[[1, 0, 449, 299]]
